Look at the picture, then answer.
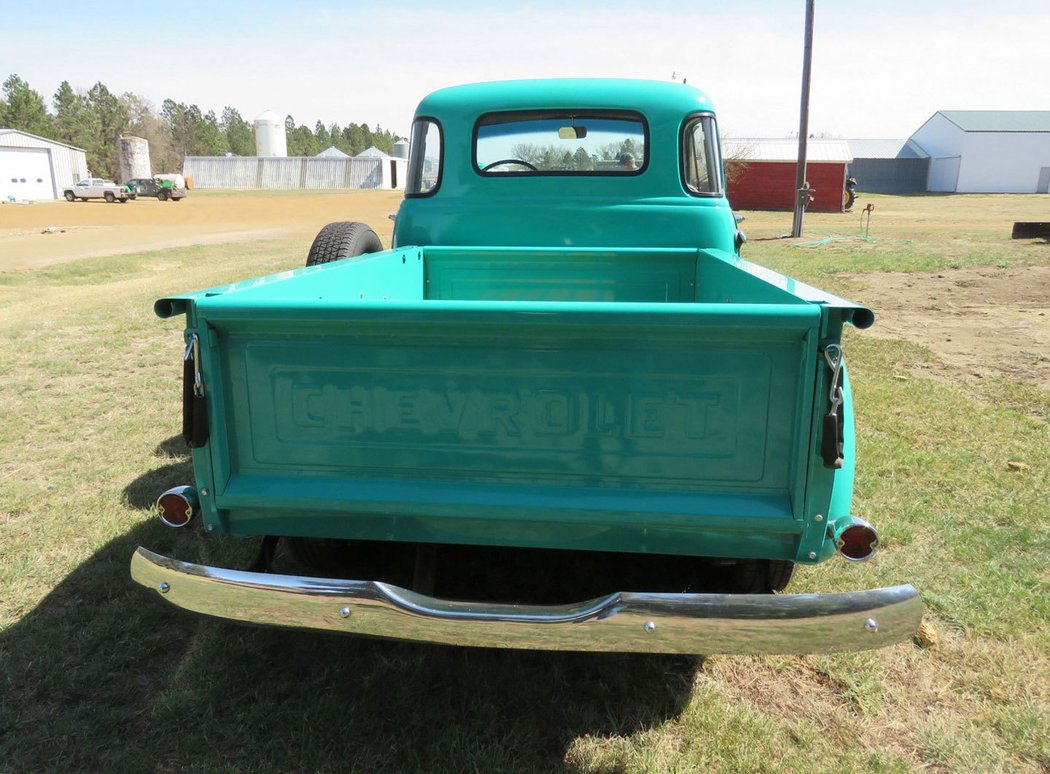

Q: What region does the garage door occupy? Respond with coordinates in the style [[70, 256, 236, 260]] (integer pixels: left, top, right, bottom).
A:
[[0, 148, 55, 201]]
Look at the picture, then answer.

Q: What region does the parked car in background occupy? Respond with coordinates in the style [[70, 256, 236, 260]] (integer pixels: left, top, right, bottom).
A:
[[125, 177, 187, 201], [63, 178, 131, 203]]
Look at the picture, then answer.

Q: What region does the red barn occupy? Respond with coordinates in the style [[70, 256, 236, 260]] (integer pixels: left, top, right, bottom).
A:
[[724, 139, 853, 213]]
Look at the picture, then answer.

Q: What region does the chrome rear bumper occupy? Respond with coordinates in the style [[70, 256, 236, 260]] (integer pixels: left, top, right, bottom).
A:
[[131, 547, 922, 655]]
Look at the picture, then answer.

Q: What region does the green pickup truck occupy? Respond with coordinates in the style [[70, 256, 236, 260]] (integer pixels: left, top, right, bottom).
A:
[[132, 79, 921, 655]]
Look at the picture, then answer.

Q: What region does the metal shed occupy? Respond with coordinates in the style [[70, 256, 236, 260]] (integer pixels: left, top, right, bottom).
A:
[[0, 129, 88, 201], [182, 155, 406, 190], [724, 139, 852, 213], [908, 111, 1050, 193], [844, 139, 929, 194]]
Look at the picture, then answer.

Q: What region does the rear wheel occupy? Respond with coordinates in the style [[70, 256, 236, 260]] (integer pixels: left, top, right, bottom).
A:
[[733, 559, 796, 592], [306, 221, 382, 266], [64, 191, 75, 202], [157, 189, 170, 201], [768, 560, 796, 592], [104, 191, 115, 203]]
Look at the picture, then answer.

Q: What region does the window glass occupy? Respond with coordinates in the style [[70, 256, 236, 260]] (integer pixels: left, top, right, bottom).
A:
[[475, 111, 647, 175], [406, 119, 441, 195], [683, 115, 723, 195]]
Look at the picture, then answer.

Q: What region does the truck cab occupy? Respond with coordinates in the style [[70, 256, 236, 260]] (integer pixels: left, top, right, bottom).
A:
[[393, 80, 740, 253]]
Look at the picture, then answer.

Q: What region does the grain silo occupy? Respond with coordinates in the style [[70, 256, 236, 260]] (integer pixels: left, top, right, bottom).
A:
[[118, 136, 151, 182], [254, 110, 287, 157], [392, 139, 409, 160]]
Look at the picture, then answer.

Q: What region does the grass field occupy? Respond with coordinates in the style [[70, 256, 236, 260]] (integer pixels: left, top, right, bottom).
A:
[[0, 192, 1047, 772]]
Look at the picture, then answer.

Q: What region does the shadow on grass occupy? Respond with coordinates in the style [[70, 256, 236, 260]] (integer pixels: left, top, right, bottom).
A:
[[122, 435, 195, 510], [2, 461, 699, 772]]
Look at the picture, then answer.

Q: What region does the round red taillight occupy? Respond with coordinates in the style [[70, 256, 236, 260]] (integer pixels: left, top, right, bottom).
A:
[[156, 486, 197, 528], [838, 520, 879, 562]]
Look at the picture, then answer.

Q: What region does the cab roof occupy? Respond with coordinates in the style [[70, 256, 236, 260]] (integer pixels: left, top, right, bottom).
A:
[[415, 79, 716, 119]]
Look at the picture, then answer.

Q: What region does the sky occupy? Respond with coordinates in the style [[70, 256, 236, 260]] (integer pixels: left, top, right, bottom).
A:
[[3, 0, 1047, 140]]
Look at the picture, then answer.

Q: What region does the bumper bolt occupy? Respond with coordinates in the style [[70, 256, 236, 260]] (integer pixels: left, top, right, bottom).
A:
[[159, 582, 170, 594], [339, 607, 351, 618], [865, 618, 878, 633], [643, 621, 656, 633]]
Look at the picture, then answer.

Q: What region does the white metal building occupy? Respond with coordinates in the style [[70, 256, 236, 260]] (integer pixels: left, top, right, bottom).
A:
[[0, 129, 88, 201], [908, 111, 1050, 193], [182, 155, 406, 190]]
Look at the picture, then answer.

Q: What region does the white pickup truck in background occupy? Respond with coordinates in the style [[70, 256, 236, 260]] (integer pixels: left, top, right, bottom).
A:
[[63, 178, 132, 203]]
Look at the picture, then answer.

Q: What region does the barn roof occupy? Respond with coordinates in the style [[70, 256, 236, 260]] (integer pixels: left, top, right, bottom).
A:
[[723, 138, 852, 163], [0, 128, 86, 152], [315, 146, 349, 158], [937, 111, 1050, 133], [845, 139, 928, 159], [354, 146, 391, 159]]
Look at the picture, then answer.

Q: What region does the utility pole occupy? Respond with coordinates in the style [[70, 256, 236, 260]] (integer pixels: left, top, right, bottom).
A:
[[791, 0, 816, 238]]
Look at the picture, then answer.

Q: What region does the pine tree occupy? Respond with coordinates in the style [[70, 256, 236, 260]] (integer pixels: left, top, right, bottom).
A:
[[221, 107, 255, 156], [2, 74, 54, 137]]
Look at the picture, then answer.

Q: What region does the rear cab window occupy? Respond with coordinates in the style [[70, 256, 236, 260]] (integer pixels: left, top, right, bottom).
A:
[[474, 111, 648, 176]]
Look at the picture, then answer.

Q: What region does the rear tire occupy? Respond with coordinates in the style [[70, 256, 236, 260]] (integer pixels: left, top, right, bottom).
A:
[[768, 560, 796, 592], [64, 191, 75, 202], [306, 221, 382, 266], [733, 559, 796, 592], [157, 189, 170, 201], [104, 192, 115, 203]]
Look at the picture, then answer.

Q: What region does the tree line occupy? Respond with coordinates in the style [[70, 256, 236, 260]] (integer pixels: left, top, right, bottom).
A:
[[509, 139, 643, 171], [0, 74, 401, 181]]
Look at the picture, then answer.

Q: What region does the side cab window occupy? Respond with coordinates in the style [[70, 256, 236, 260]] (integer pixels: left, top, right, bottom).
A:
[[682, 114, 723, 196], [406, 119, 442, 196]]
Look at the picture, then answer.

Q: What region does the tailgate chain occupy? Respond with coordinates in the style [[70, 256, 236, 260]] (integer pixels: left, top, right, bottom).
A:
[[821, 344, 845, 469], [182, 332, 209, 448]]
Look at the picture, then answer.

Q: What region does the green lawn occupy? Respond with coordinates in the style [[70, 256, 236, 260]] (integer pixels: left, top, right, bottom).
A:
[[1, 194, 1047, 772]]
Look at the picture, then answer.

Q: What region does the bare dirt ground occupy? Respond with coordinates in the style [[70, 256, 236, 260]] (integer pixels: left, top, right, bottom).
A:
[[841, 265, 1050, 390], [0, 190, 403, 270]]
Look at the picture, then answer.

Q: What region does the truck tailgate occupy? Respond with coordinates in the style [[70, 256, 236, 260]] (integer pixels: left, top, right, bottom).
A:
[[169, 247, 829, 561]]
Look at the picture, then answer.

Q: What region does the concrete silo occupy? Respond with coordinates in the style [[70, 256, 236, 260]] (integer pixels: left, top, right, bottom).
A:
[[254, 110, 287, 157], [118, 136, 151, 181]]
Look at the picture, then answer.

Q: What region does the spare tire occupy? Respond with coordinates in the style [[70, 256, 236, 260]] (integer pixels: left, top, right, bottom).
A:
[[306, 221, 382, 267]]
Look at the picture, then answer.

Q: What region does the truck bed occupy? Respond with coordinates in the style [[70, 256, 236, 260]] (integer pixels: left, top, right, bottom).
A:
[[158, 246, 872, 563]]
